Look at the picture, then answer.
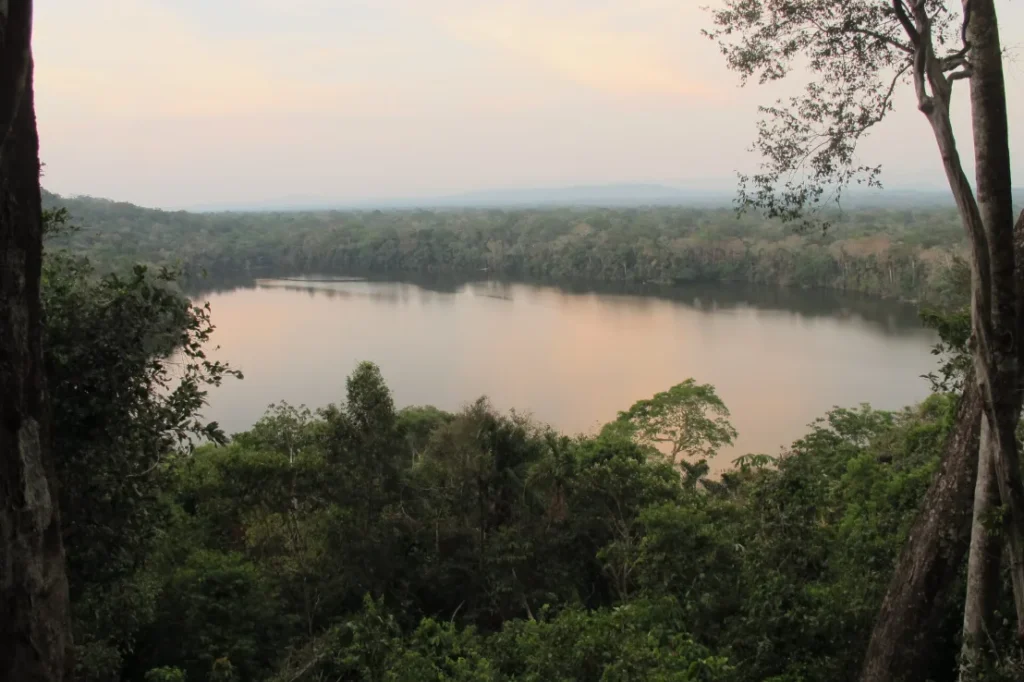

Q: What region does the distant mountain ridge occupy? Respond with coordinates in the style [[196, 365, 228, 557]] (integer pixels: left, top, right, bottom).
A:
[[427, 184, 732, 208], [47, 183, 1024, 214], [185, 184, 1024, 213], [183, 184, 732, 212]]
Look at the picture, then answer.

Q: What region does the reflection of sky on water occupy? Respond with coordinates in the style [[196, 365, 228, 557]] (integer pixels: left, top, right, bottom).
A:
[[193, 277, 939, 468], [195, 272, 933, 338]]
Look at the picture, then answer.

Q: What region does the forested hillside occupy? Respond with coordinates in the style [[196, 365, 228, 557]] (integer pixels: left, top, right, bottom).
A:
[[43, 190, 972, 305], [9, 0, 1024, 678], [41, 201, 1024, 681], [47, 245, 1008, 681]]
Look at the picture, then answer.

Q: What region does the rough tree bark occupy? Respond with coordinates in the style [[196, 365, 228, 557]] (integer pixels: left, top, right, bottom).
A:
[[703, 1, 1019, 676], [863, 1, 1022, 679], [960, 421, 1002, 677], [861, 209, 1024, 682], [962, 0, 1024, 643], [0, 1, 73, 680], [861, 371, 982, 681], [961, 211, 1024, 678]]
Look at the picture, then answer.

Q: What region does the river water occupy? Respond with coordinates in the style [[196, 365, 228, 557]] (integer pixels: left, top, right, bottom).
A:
[[192, 275, 940, 463]]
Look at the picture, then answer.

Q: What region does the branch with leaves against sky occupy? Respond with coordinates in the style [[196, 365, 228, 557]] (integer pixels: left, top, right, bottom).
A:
[[704, 0, 967, 227], [707, 0, 1024, 678]]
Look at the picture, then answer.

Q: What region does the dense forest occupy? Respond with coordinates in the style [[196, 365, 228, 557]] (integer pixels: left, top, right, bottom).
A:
[[27, 189, 1017, 682], [5, 0, 1024, 679], [43, 190, 979, 305], [36, 204, 1023, 681]]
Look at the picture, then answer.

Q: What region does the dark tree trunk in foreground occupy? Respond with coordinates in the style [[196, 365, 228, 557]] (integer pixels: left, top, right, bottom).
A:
[[0, 2, 72, 680], [864, 1, 1023, 678], [861, 212, 1024, 682], [861, 373, 983, 682], [862, 211, 1024, 682], [963, 0, 1024, 642], [704, 1, 1020, 677], [961, 209, 1024, 678]]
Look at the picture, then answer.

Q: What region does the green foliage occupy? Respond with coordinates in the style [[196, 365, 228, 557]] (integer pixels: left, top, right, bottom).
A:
[[731, 453, 779, 471], [397, 404, 455, 463], [279, 597, 729, 682], [43, 190, 969, 305], [273, 596, 497, 682], [42, 204, 77, 238], [45, 198, 1002, 681], [141, 550, 285, 682], [233, 401, 320, 461], [144, 668, 187, 682], [41, 213, 241, 680], [703, 0, 956, 228], [209, 659, 238, 682], [62, 343, 984, 681], [613, 379, 738, 459], [489, 599, 732, 681], [920, 254, 971, 392]]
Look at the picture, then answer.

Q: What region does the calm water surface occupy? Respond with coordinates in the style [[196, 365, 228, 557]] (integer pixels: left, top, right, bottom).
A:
[[193, 276, 940, 462]]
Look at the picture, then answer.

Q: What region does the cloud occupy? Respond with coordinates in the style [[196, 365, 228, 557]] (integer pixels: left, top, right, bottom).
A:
[[34, 0, 577, 121], [33, 0, 393, 118], [438, 2, 720, 99], [37, 0, 1018, 207]]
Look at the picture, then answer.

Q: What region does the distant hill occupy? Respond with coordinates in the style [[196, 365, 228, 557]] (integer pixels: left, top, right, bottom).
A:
[[845, 187, 1024, 209], [188, 184, 1024, 214], [184, 184, 734, 212], [41, 187, 975, 307], [51, 183, 1023, 215], [416, 184, 734, 209]]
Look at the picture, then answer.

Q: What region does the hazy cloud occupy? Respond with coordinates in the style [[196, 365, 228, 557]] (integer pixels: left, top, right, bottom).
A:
[[31, 0, 1024, 207], [440, 3, 720, 99]]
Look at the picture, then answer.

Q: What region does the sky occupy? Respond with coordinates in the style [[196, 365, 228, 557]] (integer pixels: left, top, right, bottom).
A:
[[33, 0, 1024, 209]]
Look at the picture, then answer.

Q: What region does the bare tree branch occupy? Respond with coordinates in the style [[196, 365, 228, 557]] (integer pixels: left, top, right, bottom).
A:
[[845, 26, 913, 53], [912, 24, 933, 110], [941, 54, 972, 71], [948, 68, 973, 83], [893, 0, 921, 46]]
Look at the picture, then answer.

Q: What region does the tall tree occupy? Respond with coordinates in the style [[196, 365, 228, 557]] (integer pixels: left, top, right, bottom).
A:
[[705, 1, 1021, 680], [611, 380, 737, 460], [322, 361, 402, 524], [0, 1, 73, 680]]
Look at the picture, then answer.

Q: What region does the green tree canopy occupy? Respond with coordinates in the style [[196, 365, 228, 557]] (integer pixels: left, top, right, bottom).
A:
[[613, 379, 737, 460]]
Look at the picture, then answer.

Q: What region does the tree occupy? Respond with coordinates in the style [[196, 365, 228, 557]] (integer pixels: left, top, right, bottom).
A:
[[612, 380, 737, 460], [234, 401, 317, 464], [0, 2, 73, 680], [44, 188, 974, 306], [322, 361, 402, 523], [142, 550, 284, 682], [705, 1, 1023, 679], [40, 252, 241, 680]]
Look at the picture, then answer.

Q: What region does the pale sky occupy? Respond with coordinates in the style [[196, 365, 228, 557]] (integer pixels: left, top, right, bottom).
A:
[[33, 0, 1024, 209]]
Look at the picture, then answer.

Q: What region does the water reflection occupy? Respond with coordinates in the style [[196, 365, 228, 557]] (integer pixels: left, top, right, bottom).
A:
[[189, 273, 940, 468], [187, 272, 931, 340]]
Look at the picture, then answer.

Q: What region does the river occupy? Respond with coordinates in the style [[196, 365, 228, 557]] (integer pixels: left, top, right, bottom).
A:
[[192, 275, 941, 463]]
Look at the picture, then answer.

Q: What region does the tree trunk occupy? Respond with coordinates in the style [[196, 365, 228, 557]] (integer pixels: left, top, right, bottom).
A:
[[960, 420, 1002, 680], [0, 2, 73, 679], [862, 214, 1024, 682], [863, 2, 1021, 679], [963, 0, 1024, 644], [961, 207, 1024, 678], [860, 376, 983, 682]]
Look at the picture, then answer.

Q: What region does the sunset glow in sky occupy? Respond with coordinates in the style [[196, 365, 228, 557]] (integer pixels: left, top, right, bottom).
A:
[[33, 0, 1024, 208]]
